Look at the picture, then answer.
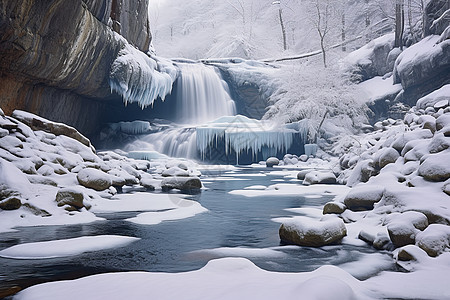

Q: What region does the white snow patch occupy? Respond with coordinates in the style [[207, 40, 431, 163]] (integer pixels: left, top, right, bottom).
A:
[[0, 235, 139, 259]]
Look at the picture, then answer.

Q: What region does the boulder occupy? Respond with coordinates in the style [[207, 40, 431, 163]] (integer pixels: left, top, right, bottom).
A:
[[140, 173, 156, 191], [77, 168, 112, 191], [55, 188, 85, 209], [428, 133, 450, 153], [299, 154, 309, 162], [161, 177, 202, 191], [297, 169, 312, 180], [162, 166, 190, 177], [303, 171, 336, 185], [436, 114, 450, 131], [418, 150, 450, 181], [323, 202, 346, 215], [343, 185, 385, 211], [415, 224, 450, 257], [378, 147, 400, 169], [266, 157, 280, 167], [279, 217, 347, 247], [0, 197, 22, 210]]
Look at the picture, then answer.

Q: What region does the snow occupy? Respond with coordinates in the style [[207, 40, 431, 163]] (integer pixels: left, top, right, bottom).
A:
[[358, 76, 402, 104], [0, 235, 139, 259], [14, 257, 374, 300], [230, 183, 349, 198], [109, 40, 177, 108], [187, 247, 286, 260], [416, 84, 450, 109], [342, 33, 395, 72], [90, 192, 188, 213], [126, 199, 207, 225]]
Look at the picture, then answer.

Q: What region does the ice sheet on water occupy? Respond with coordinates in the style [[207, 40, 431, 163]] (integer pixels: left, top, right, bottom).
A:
[[109, 42, 177, 108]]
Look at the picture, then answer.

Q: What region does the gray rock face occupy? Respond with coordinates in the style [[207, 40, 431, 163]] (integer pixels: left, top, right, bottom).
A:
[[323, 202, 346, 215], [424, 0, 450, 36], [0, 0, 151, 137]]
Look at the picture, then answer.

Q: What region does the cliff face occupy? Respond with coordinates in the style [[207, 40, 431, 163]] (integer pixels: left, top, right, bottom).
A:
[[0, 0, 151, 137]]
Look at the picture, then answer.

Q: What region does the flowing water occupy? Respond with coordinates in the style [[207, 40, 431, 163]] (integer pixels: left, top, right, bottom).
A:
[[0, 168, 393, 296]]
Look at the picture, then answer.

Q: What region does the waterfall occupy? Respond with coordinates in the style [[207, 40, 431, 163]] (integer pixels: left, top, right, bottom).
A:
[[175, 63, 236, 125], [120, 62, 237, 159]]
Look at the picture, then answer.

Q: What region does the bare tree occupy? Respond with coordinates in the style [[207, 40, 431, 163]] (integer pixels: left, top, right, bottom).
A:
[[272, 1, 288, 51], [310, 0, 332, 68], [395, 0, 405, 49]]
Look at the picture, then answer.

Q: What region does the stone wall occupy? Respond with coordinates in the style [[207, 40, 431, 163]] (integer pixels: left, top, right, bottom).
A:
[[0, 0, 151, 138]]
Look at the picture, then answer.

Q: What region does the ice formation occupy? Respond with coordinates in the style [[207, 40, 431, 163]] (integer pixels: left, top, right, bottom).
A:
[[196, 115, 303, 162], [109, 121, 151, 134], [109, 42, 178, 108], [175, 62, 236, 124]]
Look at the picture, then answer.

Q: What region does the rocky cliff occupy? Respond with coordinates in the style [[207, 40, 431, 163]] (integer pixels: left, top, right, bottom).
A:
[[0, 0, 151, 138]]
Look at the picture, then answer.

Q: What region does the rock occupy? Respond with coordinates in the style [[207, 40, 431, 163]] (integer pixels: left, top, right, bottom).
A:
[[0, 197, 22, 210], [396, 245, 429, 263], [140, 173, 156, 191], [373, 232, 392, 250], [55, 188, 85, 209], [323, 202, 346, 214], [343, 185, 385, 211], [0, 108, 4, 116], [303, 171, 336, 185], [108, 169, 138, 186], [387, 222, 418, 248], [436, 114, 450, 131], [378, 147, 400, 169], [279, 217, 347, 247], [418, 115, 437, 133], [266, 157, 279, 167], [27, 175, 58, 186], [77, 168, 112, 191], [297, 169, 312, 180], [418, 150, 450, 181], [415, 224, 450, 257], [21, 203, 51, 217], [343, 33, 395, 82], [444, 182, 450, 196], [161, 177, 202, 191], [0, 128, 8, 138], [162, 166, 190, 177], [12, 111, 92, 148], [428, 133, 450, 153], [299, 154, 308, 162]]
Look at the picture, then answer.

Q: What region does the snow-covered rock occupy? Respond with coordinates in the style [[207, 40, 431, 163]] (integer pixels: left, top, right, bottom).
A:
[[161, 166, 190, 177], [415, 224, 450, 257], [303, 171, 336, 185], [344, 185, 385, 211], [161, 177, 202, 190], [387, 211, 429, 248], [55, 188, 87, 211], [279, 216, 347, 247], [418, 150, 450, 181], [343, 33, 395, 82], [323, 201, 347, 215], [77, 168, 112, 191], [266, 157, 279, 167]]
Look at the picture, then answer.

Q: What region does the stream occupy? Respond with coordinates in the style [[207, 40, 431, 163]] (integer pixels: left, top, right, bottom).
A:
[[0, 167, 394, 296]]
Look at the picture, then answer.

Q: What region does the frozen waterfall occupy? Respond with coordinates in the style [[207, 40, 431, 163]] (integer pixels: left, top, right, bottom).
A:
[[175, 63, 236, 125]]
